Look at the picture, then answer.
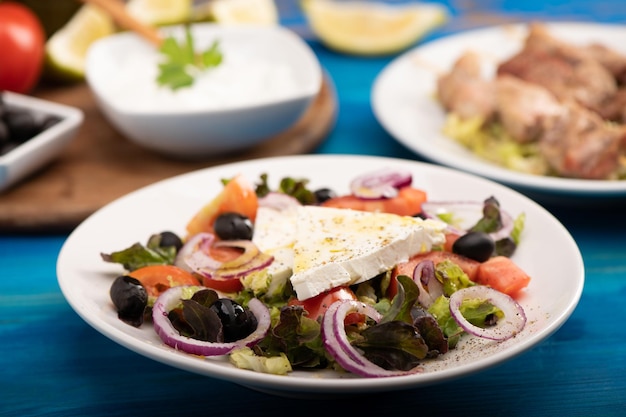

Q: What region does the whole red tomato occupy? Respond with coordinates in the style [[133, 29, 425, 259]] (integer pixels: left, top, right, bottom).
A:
[[0, 2, 45, 93]]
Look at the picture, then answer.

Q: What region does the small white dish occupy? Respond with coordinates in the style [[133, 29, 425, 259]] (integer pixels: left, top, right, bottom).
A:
[[57, 154, 584, 397], [0, 91, 83, 193], [85, 23, 322, 159], [372, 22, 626, 197]]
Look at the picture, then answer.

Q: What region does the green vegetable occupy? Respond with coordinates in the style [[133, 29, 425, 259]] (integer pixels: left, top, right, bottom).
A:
[[254, 305, 327, 369], [428, 295, 463, 347], [470, 196, 526, 257], [381, 274, 420, 324], [510, 212, 526, 245], [442, 113, 549, 175], [167, 288, 222, 341], [428, 294, 503, 348], [254, 173, 316, 205], [435, 259, 475, 296], [100, 234, 177, 271], [469, 196, 502, 234], [156, 26, 223, 90], [352, 276, 447, 369], [352, 321, 428, 371], [229, 347, 293, 375], [239, 268, 292, 305]]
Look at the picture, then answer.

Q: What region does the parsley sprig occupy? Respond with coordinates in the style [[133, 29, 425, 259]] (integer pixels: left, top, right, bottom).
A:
[[156, 26, 223, 91]]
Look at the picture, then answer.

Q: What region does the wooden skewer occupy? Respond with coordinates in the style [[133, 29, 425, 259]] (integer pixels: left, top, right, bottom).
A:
[[79, 0, 164, 47]]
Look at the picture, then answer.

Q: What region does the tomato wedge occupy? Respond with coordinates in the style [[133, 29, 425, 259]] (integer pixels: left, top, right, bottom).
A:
[[128, 265, 200, 298], [198, 245, 247, 293], [321, 186, 427, 216], [474, 256, 531, 297], [186, 174, 258, 238], [289, 287, 363, 324]]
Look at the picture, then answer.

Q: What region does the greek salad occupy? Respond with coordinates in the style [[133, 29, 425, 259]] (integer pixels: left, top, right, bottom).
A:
[[101, 168, 530, 378]]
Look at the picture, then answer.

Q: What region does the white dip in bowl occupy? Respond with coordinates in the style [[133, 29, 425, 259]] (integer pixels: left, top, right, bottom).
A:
[[86, 23, 322, 158]]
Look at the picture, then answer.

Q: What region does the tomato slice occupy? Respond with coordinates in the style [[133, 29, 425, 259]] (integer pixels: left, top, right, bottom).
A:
[[321, 186, 427, 216], [186, 174, 258, 238], [443, 232, 462, 252], [289, 287, 363, 323], [200, 275, 245, 293], [474, 256, 531, 297], [128, 265, 200, 298], [198, 245, 247, 293]]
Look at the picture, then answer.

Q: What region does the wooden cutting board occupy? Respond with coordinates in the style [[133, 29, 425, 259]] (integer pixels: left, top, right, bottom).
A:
[[0, 76, 336, 232]]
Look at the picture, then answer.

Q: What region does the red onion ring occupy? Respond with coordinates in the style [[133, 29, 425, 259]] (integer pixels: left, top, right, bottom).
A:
[[412, 260, 444, 308], [175, 232, 273, 280], [152, 286, 271, 356], [420, 201, 515, 241], [349, 168, 413, 200], [258, 192, 301, 210], [449, 286, 526, 341], [322, 300, 422, 377], [175, 233, 219, 270]]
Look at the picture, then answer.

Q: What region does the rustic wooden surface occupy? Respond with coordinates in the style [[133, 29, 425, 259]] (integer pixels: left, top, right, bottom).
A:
[[0, 77, 336, 232]]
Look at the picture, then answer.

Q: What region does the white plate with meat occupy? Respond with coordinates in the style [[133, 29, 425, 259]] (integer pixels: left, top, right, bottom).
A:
[[56, 154, 584, 397], [372, 22, 626, 197]]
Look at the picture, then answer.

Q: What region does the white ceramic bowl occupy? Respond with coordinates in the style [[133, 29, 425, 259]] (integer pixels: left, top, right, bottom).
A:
[[85, 23, 322, 159], [0, 92, 83, 193]]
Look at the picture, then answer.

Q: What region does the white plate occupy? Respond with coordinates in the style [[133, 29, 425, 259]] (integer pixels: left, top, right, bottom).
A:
[[56, 154, 584, 397], [372, 22, 626, 197]]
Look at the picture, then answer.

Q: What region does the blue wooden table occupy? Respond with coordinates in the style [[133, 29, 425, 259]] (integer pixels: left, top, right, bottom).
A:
[[2, 1, 626, 416]]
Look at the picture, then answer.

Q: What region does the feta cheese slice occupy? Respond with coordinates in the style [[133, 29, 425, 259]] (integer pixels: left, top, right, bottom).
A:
[[252, 205, 299, 282], [290, 205, 446, 300]]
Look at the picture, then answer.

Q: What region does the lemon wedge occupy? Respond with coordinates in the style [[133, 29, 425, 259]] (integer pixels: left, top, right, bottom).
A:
[[126, 0, 192, 26], [302, 0, 448, 55], [45, 4, 115, 81], [208, 0, 279, 25]]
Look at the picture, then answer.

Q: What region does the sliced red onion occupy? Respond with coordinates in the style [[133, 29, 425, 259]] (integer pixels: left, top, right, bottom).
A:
[[420, 201, 514, 241], [349, 168, 413, 200], [449, 286, 526, 341], [412, 260, 444, 308], [176, 232, 273, 280], [175, 233, 215, 270], [152, 286, 271, 356], [322, 300, 422, 377], [258, 192, 301, 210]]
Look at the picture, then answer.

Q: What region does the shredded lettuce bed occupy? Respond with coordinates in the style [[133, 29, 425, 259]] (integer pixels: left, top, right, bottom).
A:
[[442, 113, 550, 176]]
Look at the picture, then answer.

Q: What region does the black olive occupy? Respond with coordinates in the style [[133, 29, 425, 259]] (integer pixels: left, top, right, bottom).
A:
[[209, 299, 257, 342], [156, 231, 183, 251], [0, 121, 9, 145], [4, 108, 38, 143], [313, 188, 337, 204], [1, 141, 18, 155], [213, 212, 253, 240], [40, 115, 61, 131], [110, 275, 148, 327], [452, 231, 495, 262]]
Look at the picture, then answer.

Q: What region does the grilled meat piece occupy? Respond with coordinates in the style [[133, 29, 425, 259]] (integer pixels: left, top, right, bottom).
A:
[[495, 75, 563, 143], [437, 51, 496, 120], [497, 23, 618, 118], [585, 43, 626, 85], [539, 100, 626, 179]]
